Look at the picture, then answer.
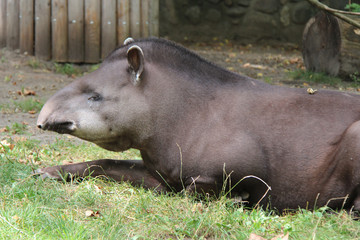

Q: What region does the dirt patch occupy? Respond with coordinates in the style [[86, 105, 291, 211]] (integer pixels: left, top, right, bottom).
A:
[[0, 42, 328, 144]]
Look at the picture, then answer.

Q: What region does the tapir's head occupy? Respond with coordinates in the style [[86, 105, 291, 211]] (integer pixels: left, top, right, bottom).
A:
[[37, 38, 152, 152]]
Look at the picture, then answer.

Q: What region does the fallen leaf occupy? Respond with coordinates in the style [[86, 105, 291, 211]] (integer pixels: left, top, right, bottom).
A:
[[248, 233, 267, 240], [248, 233, 289, 240], [23, 88, 36, 96], [243, 63, 267, 70], [271, 233, 289, 240], [0, 127, 8, 133], [85, 210, 101, 218], [13, 136, 27, 142], [28, 110, 36, 114], [18, 159, 28, 164], [307, 88, 318, 95], [191, 203, 203, 213], [62, 160, 74, 165], [0, 139, 15, 152]]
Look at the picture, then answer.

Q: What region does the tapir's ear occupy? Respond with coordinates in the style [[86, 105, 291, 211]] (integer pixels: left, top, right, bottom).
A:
[[127, 45, 144, 86], [123, 37, 134, 45]]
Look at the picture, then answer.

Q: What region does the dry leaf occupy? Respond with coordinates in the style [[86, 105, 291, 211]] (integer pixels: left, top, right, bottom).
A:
[[0, 139, 15, 152], [248, 233, 289, 240], [28, 110, 36, 114], [271, 233, 289, 240], [191, 203, 203, 213], [0, 128, 8, 133], [18, 159, 28, 164], [23, 88, 36, 96], [248, 233, 267, 240], [62, 160, 74, 165], [307, 88, 317, 95], [243, 63, 267, 70], [85, 210, 101, 218]]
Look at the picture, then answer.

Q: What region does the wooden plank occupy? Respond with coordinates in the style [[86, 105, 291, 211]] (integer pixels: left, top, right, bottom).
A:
[[101, 0, 116, 59], [6, 0, 19, 50], [149, 0, 159, 37], [35, 0, 51, 60], [19, 0, 34, 54], [68, 0, 84, 62], [130, 0, 140, 39], [85, 0, 100, 63], [0, 0, 6, 47], [117, 0, 130, 45], [140, 0, 149, 38], [52, 0, 68, 62]]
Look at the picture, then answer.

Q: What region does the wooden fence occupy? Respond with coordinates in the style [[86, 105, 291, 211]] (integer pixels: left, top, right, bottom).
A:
[[0, 0, 159, 63]]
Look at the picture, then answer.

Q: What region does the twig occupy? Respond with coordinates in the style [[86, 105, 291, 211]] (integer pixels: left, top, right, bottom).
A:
[[176, 143, 185, 191], [0, 213, 27, 236], [307, 0, 360, 28], [311, 195, 349, 240]]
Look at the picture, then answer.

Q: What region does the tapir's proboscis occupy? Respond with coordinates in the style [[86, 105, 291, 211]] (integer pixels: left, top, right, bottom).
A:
[[36, 38, 360, 213]]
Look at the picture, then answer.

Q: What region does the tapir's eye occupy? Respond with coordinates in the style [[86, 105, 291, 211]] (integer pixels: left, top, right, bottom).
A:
[[88, 93, 102, 101]]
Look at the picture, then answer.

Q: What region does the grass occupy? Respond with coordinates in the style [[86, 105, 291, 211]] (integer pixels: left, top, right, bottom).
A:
[[289, 70, 343, 87], [1, 122, 28, 135], [54, 63, 83, 77], [0, 137, 360, 239], [0, 97, 43, 114]]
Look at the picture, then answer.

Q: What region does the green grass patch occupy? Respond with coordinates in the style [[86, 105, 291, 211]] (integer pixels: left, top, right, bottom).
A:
[[54, 63, 83, 77], [0, 97, 43, 114], [27, 58, 44, 69], [2, 122, 28, 135], [0, 138, 360, 239], [13, 97, 43, 113], [289, 69, 343, 87]]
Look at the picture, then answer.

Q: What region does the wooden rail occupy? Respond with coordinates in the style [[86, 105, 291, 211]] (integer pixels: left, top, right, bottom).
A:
[[0, 0, 159, 63]]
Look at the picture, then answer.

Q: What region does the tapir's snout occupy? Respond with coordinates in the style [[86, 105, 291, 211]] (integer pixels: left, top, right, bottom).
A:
[[37, 120, 76, 134], [37, 99, 77, 134]]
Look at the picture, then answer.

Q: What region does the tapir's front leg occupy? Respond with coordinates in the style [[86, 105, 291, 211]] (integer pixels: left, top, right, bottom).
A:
[[35, 159, 167, 191]]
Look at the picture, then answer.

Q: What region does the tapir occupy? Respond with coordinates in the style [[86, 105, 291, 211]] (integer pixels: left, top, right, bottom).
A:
[[36, 37, 360, 212]]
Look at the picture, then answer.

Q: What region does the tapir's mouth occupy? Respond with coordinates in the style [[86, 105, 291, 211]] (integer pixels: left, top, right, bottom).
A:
[[37, 121, 76, 134]]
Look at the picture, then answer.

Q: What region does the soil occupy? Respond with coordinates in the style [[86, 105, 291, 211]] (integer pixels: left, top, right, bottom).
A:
[[0, 41, 325, 144]]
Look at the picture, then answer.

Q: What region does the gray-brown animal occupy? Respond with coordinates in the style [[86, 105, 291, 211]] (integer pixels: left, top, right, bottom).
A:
[[36, 38, 360, 212]]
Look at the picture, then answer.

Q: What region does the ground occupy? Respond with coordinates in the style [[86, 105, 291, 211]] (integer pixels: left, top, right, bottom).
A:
[[0, 41, 354, 144]]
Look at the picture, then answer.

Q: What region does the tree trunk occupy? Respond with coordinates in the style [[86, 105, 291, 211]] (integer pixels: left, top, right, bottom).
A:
[[302, 11, 360, 78]]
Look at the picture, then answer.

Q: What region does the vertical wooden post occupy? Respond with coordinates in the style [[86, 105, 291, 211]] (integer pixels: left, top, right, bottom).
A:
[[149, 0, 159, 37], [130, 0, 140, 39], [85, 0, 100, 63], [101, 0, 116, 59], [19, 0, 34, 55], [117, 0, 130, 45], [52, 0, 68, 62], [0, 0, 6, 48], [68, 0, 84, 62], [6, 0, 19, 50], [141, 0, 149, 38], [35, 0, 51, 60]]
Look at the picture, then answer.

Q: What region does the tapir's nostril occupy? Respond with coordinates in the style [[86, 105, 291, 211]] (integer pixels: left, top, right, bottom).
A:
[[36, 121, 76, 134]]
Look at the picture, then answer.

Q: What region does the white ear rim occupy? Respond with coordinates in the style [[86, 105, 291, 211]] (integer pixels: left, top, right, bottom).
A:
[[124, 37, 134, 45], [127, 45, 144, 86]]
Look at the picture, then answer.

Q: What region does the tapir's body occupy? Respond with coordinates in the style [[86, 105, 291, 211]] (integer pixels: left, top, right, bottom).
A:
[[37, 38, 360, 212]]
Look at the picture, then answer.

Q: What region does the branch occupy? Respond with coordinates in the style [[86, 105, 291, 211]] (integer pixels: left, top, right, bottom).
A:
[[307, 0, 360, 29]]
